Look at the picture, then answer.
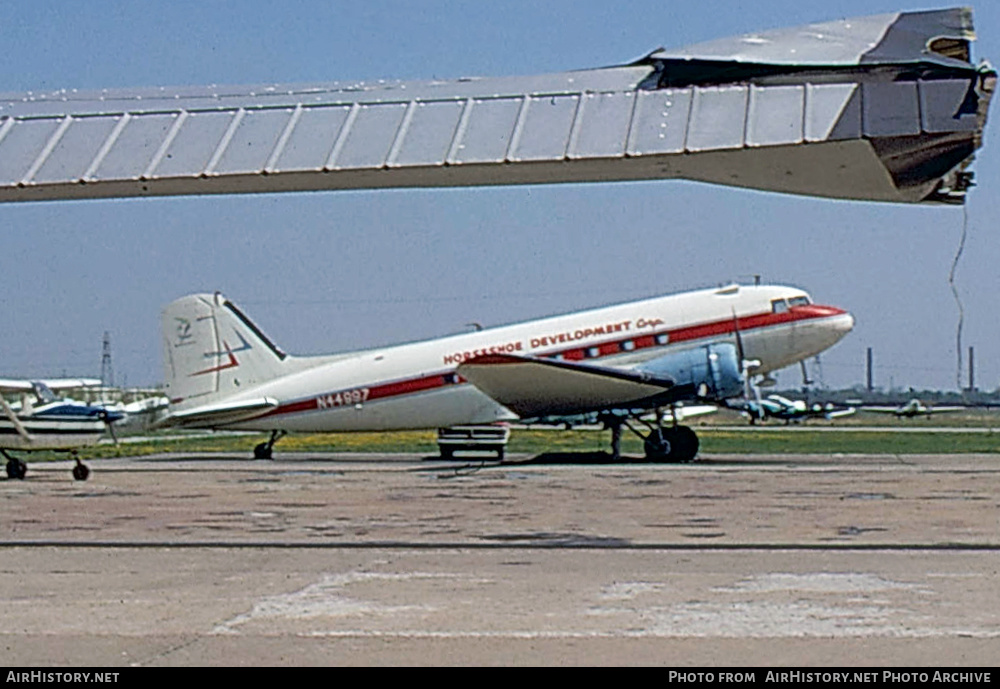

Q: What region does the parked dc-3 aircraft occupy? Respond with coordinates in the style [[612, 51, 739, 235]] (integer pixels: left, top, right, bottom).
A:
[[160, 284, 853, 462], [1, 380, 123, 480], [862, 398, 967, 419]]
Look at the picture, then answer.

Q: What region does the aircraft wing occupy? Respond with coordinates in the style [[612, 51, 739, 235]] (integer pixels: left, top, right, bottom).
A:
[[159, 397, 279, 428], [0, 9, 990, 205], [859, 406, 904, 414], [457, 354, 675, 418], [823, 407, 857, 419], [0, 377, 101, 392]]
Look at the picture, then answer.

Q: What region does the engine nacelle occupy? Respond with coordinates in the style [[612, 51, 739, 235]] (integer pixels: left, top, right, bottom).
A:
[[634, 342, 743, 402]]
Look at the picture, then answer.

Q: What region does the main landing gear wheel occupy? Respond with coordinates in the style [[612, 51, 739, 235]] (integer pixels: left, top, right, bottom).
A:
[[643, 425, 699, 463], [5, 457, 27, 480]]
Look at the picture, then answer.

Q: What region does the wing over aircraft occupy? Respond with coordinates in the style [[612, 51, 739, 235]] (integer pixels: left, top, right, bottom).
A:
[[159, 284, 853, 462], [0, 8, 991, 205], [1, 380, 123, 480]]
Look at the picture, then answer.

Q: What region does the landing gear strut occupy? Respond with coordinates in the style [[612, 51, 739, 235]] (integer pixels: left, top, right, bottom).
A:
[[601, 408, 699, 463], [254, 430, 287, 460]]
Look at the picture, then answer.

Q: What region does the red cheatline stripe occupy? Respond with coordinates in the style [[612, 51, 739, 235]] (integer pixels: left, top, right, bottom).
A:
[[262, 306, 845, 419]]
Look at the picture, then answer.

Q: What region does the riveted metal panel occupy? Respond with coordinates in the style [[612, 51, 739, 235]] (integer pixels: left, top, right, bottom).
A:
[[389, 99, 464, 167], [627, 88, 691, 155], [150, 110, 235, 178], [31, 116, 121, 183], [451, 97, 522, 163], [920, 79, 979, 133], [863, 81, 921, 137], [211, 107, 293, 175], [509, 94, 578, 161], [569, 91, 633, 159], [746, 85, 804, 147], [271, 105, 350, 172], [0, 118, 61, 185], [91, 113, 178, 180], [686, 86, 748, 152], [331, 102, 408, 169], [805, 83, 859, 142]]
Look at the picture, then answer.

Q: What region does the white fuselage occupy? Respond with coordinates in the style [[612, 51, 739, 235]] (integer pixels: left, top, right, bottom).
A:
[[0, 401, 109, 451], [202, 284, 853, 432]]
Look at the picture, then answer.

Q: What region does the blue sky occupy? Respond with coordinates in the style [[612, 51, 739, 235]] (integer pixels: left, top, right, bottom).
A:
[[1, 1, 999, 392]]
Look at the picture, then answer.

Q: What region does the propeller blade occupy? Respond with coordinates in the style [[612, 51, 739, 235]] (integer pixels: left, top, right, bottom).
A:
[[0, 395, 32, 441], [98, 409, 120, 445]]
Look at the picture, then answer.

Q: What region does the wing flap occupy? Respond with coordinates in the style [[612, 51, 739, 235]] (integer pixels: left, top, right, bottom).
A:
[[159, 397, 279, 428], [457, 354, 673, 418]]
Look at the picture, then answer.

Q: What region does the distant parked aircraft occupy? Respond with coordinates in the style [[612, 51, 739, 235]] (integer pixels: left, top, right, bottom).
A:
[[861, 399, 967, 419], [733, 394, 856, 424], [1, 380, 123, 480]]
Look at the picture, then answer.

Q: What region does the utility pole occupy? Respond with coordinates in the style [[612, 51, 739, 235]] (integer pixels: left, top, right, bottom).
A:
[[866, 347, 873, 393], [100, 331, 114, 390], [967, 345, 975, 392]]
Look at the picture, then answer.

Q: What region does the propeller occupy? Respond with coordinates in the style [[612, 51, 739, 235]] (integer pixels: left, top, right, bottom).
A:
[[0, 394, 31, 441]]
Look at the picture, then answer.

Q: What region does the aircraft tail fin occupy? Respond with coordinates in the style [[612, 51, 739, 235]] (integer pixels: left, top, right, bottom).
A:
[[161, 293, 289, 411]]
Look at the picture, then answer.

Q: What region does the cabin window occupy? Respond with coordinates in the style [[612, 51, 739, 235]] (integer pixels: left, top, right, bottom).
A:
[[655, 334, 669, 345], [771, 299, 789, 314], [619, 340, 635, 352]]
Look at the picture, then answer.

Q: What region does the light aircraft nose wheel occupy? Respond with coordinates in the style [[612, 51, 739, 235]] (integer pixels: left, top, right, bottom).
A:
[[72, 459, 90, 481], [5, 458, 27, 480]]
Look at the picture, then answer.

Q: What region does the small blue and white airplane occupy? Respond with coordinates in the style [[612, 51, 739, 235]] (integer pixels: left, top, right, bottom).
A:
[[0, 379, 123, 480], [159, 283, 854, 462]]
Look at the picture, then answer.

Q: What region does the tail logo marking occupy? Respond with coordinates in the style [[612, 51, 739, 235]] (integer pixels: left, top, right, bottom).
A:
[[173, 318, 194, 347], [190, 340, 241, 377], [203, 332, 252, 359]]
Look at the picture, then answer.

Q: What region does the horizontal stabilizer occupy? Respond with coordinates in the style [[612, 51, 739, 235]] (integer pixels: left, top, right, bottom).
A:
[[160, 397, 278, 428], [457, 354, 673, 418]]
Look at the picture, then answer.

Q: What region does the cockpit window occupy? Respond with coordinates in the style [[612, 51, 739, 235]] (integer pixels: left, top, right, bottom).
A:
[[31, 382, 57, 404], [771, 299, 789, 314], [788, 296, 810, 307]]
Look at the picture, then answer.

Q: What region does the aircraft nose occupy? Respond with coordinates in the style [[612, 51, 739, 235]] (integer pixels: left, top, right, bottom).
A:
[[833, 311, 855, 335]]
